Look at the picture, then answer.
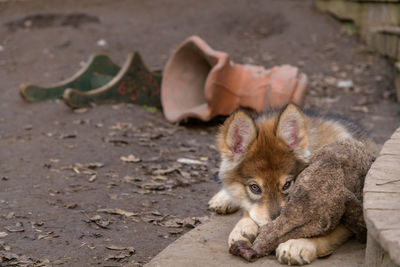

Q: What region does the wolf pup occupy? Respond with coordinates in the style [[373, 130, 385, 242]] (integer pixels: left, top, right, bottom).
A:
[[208, 103, 371, 265]]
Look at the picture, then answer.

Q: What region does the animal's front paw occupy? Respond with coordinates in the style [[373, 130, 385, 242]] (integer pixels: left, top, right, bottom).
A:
[[208, 189, 239, 214], [228, 217, 259, 247], [276, 239, 317, 265]]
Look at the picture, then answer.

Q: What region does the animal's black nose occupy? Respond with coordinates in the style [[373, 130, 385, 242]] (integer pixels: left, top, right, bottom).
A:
[[269, 209, 281, 220]]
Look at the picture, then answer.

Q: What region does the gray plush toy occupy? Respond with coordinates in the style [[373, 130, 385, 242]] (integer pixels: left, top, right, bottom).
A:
[[230, 139, 374, 261]]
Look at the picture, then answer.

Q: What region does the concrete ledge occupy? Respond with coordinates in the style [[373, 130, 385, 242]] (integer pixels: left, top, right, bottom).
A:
[[145, 213, 365, 267], [364, 127, 400, 266]]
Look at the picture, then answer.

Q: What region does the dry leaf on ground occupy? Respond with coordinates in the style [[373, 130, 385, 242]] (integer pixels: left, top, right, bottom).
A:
[[105, 246, 135, 261], [97, 208, 138, 217], [152, 166, 179, 175], [5, 222, 24, 233], [0, 232, 8, 238], [120, 154, 141, 163], [161, 216, 209, 228], [86, 215, 110, 229], [106, 245, 135, 251], [177, 158, 207, 165]]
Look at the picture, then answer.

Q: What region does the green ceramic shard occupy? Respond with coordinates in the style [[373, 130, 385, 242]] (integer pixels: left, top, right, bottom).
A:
[[63, 52, 162, 109], [20, 53, 120, 101]]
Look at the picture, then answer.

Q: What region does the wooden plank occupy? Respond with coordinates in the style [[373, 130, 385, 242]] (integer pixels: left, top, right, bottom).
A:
[[364, 192, 400, 210]]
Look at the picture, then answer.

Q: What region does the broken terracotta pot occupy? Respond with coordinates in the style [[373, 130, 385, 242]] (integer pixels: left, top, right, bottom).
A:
[[161, 35, 308, 123]]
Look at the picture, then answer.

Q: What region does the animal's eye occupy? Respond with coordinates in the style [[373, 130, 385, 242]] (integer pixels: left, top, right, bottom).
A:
[[249, 184, 262, 194], [282, 181, 291, 191]]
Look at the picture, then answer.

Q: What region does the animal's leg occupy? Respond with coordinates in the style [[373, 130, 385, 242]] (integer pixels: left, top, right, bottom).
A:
[[208, 188, 239, 214], [276, 224, 352, 265], [229, 211, 259, 247]]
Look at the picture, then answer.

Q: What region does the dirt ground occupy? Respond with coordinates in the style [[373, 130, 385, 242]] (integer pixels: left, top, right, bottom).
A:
[[0, 0, 399, 266]]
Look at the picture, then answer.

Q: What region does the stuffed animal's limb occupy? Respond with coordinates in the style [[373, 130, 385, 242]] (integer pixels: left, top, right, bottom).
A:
[[208, 188, 239, 214], [276, 224, 352, 265], [342, 193, 367, 243], [229, 241, 257, 261], [228, 211, 259, 247]]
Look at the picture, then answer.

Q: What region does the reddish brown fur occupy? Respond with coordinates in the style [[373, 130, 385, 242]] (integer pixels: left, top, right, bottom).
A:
[[218, 112, 308, 221], [216, 104, 363, 223]]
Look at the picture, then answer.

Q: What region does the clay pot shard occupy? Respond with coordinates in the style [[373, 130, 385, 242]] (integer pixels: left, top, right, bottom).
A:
[[20, 53, 120, 102], [63, 52, 162, 109], [161, 35, 308, 123]]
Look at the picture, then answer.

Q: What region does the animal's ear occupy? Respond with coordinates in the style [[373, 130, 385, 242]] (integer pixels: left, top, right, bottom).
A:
[[218, 111, 257, 161], [275, 104, 310, 163]]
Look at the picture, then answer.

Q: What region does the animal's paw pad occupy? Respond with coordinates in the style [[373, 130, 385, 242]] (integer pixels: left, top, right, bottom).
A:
[[208, 190, 239, 214], [276, 239, 317, 265]]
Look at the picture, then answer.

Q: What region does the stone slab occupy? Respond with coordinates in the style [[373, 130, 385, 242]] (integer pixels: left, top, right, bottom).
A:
[[145, 213, 365, 267]]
